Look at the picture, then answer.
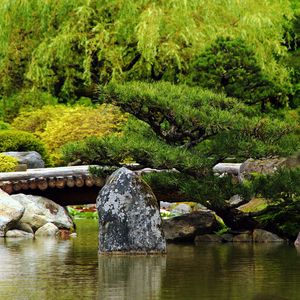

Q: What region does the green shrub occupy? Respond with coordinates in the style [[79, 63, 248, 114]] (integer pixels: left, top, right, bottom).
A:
[[0, 153, 18, 172], [250, 167, 300, 239], [191, 37, 290, 109], [0, 130, 49, 165], [0, 89, 57, 122], [0, 120, 11, 130]]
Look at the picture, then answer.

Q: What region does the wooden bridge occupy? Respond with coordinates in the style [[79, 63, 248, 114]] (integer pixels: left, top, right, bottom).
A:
[[0, 166, 107, 206], [0, 163, 247, 206]]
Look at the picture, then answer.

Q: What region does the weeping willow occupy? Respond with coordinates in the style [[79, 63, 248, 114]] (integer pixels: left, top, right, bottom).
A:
[[0, 0, 295, 100]]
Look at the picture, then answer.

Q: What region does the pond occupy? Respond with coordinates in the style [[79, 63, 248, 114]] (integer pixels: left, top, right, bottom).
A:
[[0, 219, 300, 300]]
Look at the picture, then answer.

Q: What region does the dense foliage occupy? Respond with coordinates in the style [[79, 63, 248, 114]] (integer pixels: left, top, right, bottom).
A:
[[191, 37, 288, 109], [0, 0, 299, 236], [0, 0, 295, 109], [0, 154, 18, 172], [250, 167, 300, 239], [63, 82, 299, 208]]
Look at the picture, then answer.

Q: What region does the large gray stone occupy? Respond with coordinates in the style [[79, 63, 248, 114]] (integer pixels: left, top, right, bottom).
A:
[[97, 167, 166, 254], [1, 151, 44, 169], [11, 194, 74, 230], [0, 189, 25, 236], [163, 210, 220, 242], [253, 229, 284, 243]]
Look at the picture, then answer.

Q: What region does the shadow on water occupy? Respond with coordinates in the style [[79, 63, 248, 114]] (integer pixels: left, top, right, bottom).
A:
[[1, 220, 300, 300]]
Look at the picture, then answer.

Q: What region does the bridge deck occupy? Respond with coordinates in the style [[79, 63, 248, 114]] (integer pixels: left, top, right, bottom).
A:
[[0, 165, 106, 198]]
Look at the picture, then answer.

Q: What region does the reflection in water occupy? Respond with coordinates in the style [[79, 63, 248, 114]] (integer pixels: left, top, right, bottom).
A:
[[97, 255, 166, 300], [0, 220, 300, 300]]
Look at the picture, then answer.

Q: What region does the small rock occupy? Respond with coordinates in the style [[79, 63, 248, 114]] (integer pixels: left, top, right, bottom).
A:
[[35, 223, 59, 237], [195, 234, 223, 244], [59, 229, 73, 239], [171, 203, 192, 215], [253, 229, 284, 243], [220, 233, 234, 242], [15, 222, 34, 234], [193, 203, 209, 211], [226, 195, 244, 208], [160, 201, 172, 209], [5, 229, 34, 239], [233, 231, 253, 242], [163, 210, 220, 242]]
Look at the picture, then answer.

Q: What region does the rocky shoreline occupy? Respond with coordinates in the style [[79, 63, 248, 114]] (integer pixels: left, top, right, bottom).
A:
[[0, 189, 75, 239]]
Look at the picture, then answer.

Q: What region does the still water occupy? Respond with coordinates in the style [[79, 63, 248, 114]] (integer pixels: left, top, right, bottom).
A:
[[1, 219, 300, 300]]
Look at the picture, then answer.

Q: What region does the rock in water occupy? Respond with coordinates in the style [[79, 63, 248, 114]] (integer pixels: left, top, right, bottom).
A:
[[0, 189, 25, 236], [11, 194, 74, 231], [97, 167, 166, 254]]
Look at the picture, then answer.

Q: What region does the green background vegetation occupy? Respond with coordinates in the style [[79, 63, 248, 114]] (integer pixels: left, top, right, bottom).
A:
[[0, 0, 299, 238]]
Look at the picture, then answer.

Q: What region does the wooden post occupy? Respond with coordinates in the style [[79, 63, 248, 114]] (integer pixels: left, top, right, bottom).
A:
[[94, 177, 105, 187], [1, 181, 13, 194], [37, 177, 48, 190], [66, 176, 75, 188], [85, 176, 95, 187], [48, 177, 56, 188], [20, 180, 29, 190], [75, 176, 84, 187], [13, 181, 22, 192], [55, 177, 66, 189], [29, 178, 37, 190]]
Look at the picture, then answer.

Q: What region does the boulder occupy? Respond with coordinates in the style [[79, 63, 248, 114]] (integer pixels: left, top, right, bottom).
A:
[[232, 231, 253, 242], [194, 234, 223, 244], [1, 151, 44, 169], [253, 229, 284, 243], [5, 229, 34, 239], [294, 232, 300, 246], [97, 167, 166, 254], [241, 157, 287, 179], [163, 210, 220, 242], [35, 223, 59, 237], [11, 194, 74, 230], [0, 189, 25, 236]]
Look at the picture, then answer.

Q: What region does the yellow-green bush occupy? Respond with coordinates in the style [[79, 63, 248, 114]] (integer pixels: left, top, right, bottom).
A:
[[12, 104, 127, 153], [0, 154, 18, 172], [41, 104, 126, 152], [12, 105, 70, 136]]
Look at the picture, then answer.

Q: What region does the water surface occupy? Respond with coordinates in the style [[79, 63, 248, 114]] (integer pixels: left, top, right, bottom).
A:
[[0, 219, 300, 300]]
